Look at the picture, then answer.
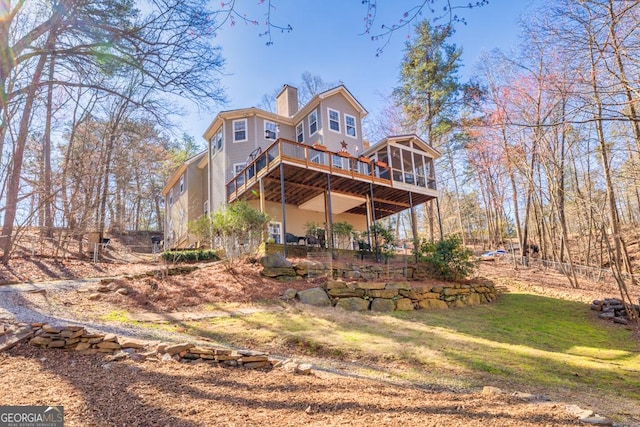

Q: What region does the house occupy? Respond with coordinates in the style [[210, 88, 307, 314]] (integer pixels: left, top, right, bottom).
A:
[[161, 150, 208, 249], [162, 84, 440, 253]]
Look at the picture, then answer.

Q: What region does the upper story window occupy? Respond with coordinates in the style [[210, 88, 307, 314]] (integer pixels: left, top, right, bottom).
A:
[[233, 119, 247, 142], [211, 129, 223, 155], [233, 163, 246, 176], [328, 108, 340, 133], [179, 175, 185, 194], [296, 122, 304, 143], [168, 189, 173, 206], [308, 110, 318, 136], [264, 120, 277, 140], [345, 114, 357, 138]]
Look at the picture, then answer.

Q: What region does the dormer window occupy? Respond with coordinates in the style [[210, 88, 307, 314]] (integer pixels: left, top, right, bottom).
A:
[[264, 120, 277, 139], [328, 108, 340, 133], [308, 110, 318, 136]]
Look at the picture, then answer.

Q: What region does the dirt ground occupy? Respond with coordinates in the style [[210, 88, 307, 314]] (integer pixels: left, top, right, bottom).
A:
[[0, 344, 580, 427], [0, 253, 637, 426]]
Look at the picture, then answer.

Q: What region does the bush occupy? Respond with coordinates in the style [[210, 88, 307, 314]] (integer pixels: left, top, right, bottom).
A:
[[161, 249, 220, 263], [418, 235, 476, 281], [188, 201, 269, 264]]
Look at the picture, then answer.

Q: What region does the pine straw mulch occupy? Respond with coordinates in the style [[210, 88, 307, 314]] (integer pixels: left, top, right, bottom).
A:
[[0, 344, 580, 427]]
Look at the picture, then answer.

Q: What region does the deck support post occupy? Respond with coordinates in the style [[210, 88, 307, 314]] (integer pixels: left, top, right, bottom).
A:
[[280, 163, 287, 258], [409, 191, 419, 262], [369, 183, 380, 262], [326, 174, 335, 259]]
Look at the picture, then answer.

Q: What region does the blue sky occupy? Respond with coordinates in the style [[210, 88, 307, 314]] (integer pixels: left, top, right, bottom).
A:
[[181, 0, 533, 142]]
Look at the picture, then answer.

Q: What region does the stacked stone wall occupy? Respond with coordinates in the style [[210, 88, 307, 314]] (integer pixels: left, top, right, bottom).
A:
[[25, 324, 272, 369], [293, 279, 497, 312]]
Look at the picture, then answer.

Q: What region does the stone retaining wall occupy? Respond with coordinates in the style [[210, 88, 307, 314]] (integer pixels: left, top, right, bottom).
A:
[[290, 279, 498, 312], [25, 324, 272, 369]]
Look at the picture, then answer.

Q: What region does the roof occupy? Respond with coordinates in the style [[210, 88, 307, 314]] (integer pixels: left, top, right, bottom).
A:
[[363, 134, 442, 159], [161, 150, 207, 196], [202, 84, 369, 141]]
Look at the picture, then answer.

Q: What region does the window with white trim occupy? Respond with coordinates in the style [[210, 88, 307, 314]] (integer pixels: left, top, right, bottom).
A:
[[211, 129, 223, 155], [233, 163, 246, 176], [308, 110, 318, 135], [268, 222, 282, 244], [328, 108, 340, 133], [233, 119, 247, 142], [296, 122, 304, 143], [345, 114, 357, 138], [264, 120, 277, 139], [168, 189, 173, 206], [179, 175, 184, 194], [204, 200, 209, 216]]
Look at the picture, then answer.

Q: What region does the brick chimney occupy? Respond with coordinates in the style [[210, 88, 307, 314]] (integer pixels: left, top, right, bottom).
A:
[[276, 85, 299, 117]]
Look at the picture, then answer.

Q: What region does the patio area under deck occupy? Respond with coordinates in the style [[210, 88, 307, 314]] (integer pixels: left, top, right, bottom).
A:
[[225, 138, 439, 221]]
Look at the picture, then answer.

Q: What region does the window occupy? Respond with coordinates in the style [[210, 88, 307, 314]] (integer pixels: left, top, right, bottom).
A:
[[308, 110, 318, 136], [345, 114, 356, 138], [328, 108, 340, 133], [264, 120, 277, 139], [233, 119, 247, 142], [180, 208, 185, 224], [268, 222, 282, 244], [168, 189, 173, 206], [296, 122, 304, 143], [179, 175, 184, 194], [234, 163, 246, 186], [204, 200, 209, 216], [332, 154, 344, 169], [211, 129, 222, 155], [233, 163, 246, 176]]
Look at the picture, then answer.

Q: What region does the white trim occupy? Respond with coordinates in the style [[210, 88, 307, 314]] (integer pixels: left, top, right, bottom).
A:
[[345, 114, 357, 138], [327, 107, 340, 133], [296, 121, 304, 143], [233, 162, 246, 176], [179, 175, 185, 194], [233, 119, 248, 142], [268, 221, 282, 244], [264, 119, 277, 140], [308, 109, 318, 136]]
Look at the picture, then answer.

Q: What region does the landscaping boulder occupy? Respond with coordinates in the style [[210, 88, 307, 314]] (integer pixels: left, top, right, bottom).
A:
[[417, 299, 448, 310], [281, 288, 298, 300], [260, 253, 292, 268], [395, 298, 414, 311], [370, 298, 395, 312], [335, 297, 370, 312], [297, 288, 331, 307], [262, 267, 297, 278]]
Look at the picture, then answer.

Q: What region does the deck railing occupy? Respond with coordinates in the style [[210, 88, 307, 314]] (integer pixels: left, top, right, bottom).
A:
[[226, 139, 393, 200]]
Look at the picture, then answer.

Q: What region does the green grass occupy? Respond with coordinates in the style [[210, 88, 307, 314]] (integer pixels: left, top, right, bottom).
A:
[[178, 291, 639, 408]]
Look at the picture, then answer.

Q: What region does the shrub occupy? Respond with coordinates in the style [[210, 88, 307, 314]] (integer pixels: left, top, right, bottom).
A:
[[161, 249, 220, 263], [361, 222, 396, 261], [418, 235, 477, 281], [188, 201, 269, 266]]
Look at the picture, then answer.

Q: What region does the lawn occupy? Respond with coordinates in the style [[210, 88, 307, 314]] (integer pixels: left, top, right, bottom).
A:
[[167, 291, 640, 411]]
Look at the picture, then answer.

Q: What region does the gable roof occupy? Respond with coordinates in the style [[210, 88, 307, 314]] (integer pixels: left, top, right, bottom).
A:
[[363, 134, 441, 159], [161, 150, 207, 196], [203, 84, 369, 141], [294, 84, 368, 120]]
